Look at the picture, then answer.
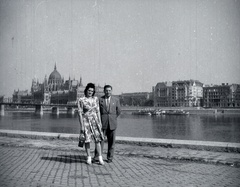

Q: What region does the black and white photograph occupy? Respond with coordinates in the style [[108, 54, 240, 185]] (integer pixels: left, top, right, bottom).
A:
[[0, 0, 240, 186]]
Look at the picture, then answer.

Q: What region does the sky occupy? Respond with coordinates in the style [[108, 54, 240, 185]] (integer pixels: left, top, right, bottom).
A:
[[0, 0, 240, 97]]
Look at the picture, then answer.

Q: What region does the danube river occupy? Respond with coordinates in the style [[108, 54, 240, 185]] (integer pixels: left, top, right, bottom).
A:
[[0, 111, 240, 143]]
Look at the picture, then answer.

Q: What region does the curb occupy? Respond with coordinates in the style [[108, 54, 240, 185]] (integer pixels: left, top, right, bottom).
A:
[[116, 137, 240, 153], [1, 129, 240, 153]]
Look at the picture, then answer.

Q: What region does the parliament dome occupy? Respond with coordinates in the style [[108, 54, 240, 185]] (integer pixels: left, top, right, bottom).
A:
[[49, 64, 61, 80]]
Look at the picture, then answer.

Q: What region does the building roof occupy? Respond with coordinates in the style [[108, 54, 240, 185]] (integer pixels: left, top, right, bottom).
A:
[[155, 82, 172, 87], [49, 64, 61, 80]]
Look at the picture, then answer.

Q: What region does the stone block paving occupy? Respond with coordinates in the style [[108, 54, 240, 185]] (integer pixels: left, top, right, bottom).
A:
[[1, 136, 240, 167], [0, 137, 240, 187]]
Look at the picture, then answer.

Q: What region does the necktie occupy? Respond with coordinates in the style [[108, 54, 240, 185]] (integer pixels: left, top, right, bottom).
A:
[[106, 98, 110, 110]]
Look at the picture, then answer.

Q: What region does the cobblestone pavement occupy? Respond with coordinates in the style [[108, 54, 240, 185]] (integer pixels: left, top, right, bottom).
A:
[[0, 136, 240, 187], [1, 136, 240, 167]]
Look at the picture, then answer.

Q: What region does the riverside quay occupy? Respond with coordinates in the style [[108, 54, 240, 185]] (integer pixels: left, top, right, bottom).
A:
[[0, 130, 240, 187]]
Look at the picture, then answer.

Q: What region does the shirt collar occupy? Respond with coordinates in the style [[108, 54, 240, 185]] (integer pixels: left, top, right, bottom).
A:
[[105, 96, 111, 100]]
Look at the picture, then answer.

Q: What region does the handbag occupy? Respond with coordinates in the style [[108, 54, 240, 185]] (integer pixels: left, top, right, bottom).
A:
[[78, 132, 85, 147], [77, 108, 85, 147]]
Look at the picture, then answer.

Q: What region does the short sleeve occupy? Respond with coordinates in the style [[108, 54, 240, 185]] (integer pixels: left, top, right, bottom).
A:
[[95, 97, 100, 112], [78, 98, 83, 112]]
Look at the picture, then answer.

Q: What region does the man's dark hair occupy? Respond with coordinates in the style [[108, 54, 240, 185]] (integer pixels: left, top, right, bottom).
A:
[[84, 83, 96, 96], [104, 85, 112, 90]]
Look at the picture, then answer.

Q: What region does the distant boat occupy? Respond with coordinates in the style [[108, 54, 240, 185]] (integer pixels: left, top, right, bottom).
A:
[[132, 110, 152, 115], [132, 109, 189, 116], [163, 110, 189, 115], [151, 110, 163, 115]]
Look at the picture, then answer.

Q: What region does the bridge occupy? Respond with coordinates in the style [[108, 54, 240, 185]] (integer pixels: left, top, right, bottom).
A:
[[0, 102, 78, 115], [0, 102, 142, 116], [0, 102, 159, 116]]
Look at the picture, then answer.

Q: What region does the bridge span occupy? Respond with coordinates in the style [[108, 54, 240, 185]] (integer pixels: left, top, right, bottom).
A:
[[0, 102, 78, 115]]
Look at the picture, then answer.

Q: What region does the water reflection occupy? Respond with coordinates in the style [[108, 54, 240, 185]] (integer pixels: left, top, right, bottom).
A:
[[0, 111, 240, 143], [118, 114, 240, 143], [150, 115, 192, 139]]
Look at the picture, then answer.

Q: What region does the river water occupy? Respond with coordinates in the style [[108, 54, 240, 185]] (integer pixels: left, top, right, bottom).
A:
[[0, 111, 240, 143]]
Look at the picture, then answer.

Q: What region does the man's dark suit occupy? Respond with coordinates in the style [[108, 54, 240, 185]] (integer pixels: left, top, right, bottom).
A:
[[99, 95, 121, 161]]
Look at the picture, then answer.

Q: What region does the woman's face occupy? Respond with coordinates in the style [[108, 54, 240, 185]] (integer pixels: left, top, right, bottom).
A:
[[87, 88, 94, 97]]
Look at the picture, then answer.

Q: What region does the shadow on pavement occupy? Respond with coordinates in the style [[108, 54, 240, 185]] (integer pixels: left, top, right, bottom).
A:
[[41, 155, 86, 163]]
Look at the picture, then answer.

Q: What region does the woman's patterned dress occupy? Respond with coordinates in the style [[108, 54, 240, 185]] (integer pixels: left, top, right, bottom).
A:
[[78, 96, 104, 143]]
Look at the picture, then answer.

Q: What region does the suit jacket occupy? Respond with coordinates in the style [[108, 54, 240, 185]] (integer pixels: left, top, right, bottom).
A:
[[99, 96, 121, 130]]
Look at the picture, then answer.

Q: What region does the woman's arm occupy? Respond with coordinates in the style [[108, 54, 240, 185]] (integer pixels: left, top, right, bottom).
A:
[[77, 99, 85, 133], [96, 97, 102, 128]]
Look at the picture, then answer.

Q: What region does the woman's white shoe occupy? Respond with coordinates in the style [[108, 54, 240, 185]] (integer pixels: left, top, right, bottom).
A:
[[99, 156, 104, 165], [86, 156, 92, 165]]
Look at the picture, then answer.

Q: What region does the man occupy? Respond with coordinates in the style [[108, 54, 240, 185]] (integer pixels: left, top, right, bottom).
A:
[[96, 85, 121, 163]]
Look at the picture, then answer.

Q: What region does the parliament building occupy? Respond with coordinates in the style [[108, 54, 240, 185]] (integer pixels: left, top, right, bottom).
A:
[[12, 64, 104, 104]]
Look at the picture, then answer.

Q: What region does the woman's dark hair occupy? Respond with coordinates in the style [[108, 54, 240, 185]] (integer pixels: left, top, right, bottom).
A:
[[84, 83, 95, 96]]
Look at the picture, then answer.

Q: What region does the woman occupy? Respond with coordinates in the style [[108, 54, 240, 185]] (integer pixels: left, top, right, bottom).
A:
[[77, 83, 104, 165]]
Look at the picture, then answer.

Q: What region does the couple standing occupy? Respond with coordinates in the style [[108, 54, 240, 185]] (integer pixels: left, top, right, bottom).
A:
[[77, 83, 121, 165]]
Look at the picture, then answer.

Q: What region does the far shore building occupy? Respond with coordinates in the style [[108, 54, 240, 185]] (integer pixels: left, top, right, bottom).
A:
[[0, 95, 12, 103], [119, 92, 153, 106], [12, 90, 33, 103], [153, 80, 203, 107], [172, 80, 203, 107], [203, 83, 240, 107], [231, 84, 240, 107], [12, 64, 104, 105], [153, 81, 172, 107], [0, 95, 4, 103]]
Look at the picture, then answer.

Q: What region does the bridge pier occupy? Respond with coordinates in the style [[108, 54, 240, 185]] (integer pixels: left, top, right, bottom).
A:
[[0, 104, 4, 116], [35, 105, 43, 115], [67, 107, 75, 115], [52, 107, 59, 115]]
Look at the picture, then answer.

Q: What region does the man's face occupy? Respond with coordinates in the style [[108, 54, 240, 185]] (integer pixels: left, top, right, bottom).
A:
[[104, 87, 112, 98]]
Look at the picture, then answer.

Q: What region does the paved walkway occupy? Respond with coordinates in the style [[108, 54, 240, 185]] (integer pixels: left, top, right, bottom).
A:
[[0, 131, 240, 186]]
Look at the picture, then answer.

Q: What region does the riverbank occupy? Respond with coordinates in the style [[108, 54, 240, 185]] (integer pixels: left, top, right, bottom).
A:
[[121, 106, 240, 115], [4, 106, 240, 115]]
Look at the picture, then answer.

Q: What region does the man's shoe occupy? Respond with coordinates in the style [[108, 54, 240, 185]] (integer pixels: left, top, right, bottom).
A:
[[92, 157, 99, 163], [106, 159, 112, 163]]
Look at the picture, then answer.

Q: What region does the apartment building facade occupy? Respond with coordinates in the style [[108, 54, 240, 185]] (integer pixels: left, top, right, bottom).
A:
[[203, 83, 240, 107], [153, 80, 203, 107]]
